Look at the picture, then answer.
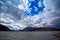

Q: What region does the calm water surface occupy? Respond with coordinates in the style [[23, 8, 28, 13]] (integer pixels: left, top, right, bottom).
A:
[[0, 31, 60, 40]]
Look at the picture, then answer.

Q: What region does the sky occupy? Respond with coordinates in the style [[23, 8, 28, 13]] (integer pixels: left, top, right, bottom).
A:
[[25, 0, 45, 16], [0, 0, 60, 30]]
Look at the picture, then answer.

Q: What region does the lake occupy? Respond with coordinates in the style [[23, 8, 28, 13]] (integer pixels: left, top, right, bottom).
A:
[[0, 31, 60, 40]]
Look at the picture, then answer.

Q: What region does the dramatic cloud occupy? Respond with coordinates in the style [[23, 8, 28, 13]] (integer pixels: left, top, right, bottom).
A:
[[0, 0, 60, 30]]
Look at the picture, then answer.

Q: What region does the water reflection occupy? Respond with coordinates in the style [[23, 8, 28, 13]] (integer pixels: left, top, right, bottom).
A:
[[52, 33, 60, 40]]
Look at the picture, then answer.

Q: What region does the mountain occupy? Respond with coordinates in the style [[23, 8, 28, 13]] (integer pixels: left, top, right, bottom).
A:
[[0, 24, 60, 31], [23, 27, 60, 31], [0, 24, 11, 31]]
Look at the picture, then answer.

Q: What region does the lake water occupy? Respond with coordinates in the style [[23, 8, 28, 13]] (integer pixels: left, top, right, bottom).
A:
[[0, 31, 60, 40]]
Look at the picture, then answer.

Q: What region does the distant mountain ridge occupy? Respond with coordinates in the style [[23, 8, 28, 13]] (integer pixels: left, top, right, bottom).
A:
[[0, 24, 60, 31], [22, 27, 60, 31]]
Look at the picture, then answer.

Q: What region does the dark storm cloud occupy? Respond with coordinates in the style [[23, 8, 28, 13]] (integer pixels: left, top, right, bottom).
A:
[[51, 17, 60, 28], [52, 0, 60, 9]]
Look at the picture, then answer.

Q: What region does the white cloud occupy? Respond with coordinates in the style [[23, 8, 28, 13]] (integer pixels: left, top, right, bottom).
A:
[[0, 0, 60, 30], [18, 5, 25, 10], [38, 1, 42, 7]]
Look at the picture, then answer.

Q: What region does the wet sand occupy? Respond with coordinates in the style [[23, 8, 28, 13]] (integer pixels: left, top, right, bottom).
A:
[[0, 31, 60, 40]]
